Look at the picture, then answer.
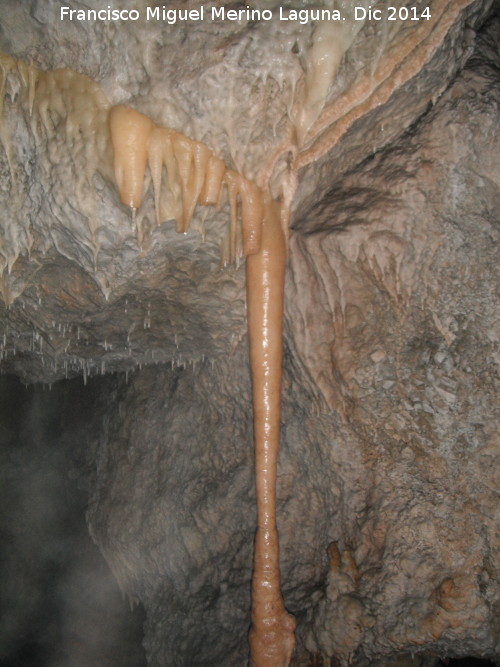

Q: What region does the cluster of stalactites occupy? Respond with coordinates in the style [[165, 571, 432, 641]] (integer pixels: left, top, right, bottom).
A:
[[109, 105, 272, 264], [0, 53, 112, 282], [0, 52, 110, 170], [0, 54, 278, 277]]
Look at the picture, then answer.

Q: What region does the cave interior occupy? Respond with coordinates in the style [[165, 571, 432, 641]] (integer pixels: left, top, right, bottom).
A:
[[0, 1, 499, 666]]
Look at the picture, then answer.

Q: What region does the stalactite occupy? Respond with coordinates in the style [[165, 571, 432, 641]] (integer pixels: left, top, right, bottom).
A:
[[109, 103, 295, 664], [246, 194, 296, 665], [109, 105, 155, 210], [0, 50, 296, 661]]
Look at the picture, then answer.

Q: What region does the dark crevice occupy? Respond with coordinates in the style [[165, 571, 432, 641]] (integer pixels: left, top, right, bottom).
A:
[[0, 374, 147, 667]]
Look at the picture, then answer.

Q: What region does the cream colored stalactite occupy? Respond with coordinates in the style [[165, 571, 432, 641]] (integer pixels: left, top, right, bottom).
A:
[[147, 127, 184, 229], [110, 105, 276, 261], [173, 133, 210, 233], [109, 104, 295, 665], [0, 55, 19, 177], [0, 55, 40, 174], [199, 154, 226, 208], [246, 194, 296, 666], [110, 106, 225, 240], [109, 105, 155, 210], [225, 170, 264, 259], [0, 53, 111, 281]]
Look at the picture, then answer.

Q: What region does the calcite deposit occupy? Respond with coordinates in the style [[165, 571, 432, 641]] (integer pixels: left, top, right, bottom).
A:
[[0, 0, 498, 665]]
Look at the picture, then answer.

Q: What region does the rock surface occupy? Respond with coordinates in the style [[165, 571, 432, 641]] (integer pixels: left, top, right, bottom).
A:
[[0, 1, 499, 665]]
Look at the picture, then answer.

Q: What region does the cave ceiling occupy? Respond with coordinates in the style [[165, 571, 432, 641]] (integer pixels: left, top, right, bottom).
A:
[[0, 0, 494, 385]]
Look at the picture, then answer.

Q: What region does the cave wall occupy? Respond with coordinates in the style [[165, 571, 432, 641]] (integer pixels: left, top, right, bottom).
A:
[[79, 14, 499, 665], [0, 1, 499, 666], [289, 30, 500, 661]]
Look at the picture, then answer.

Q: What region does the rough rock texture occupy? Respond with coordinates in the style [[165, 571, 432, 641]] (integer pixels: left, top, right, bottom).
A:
[[0, 1, 499, 666], [285, 20, 500, 661]]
